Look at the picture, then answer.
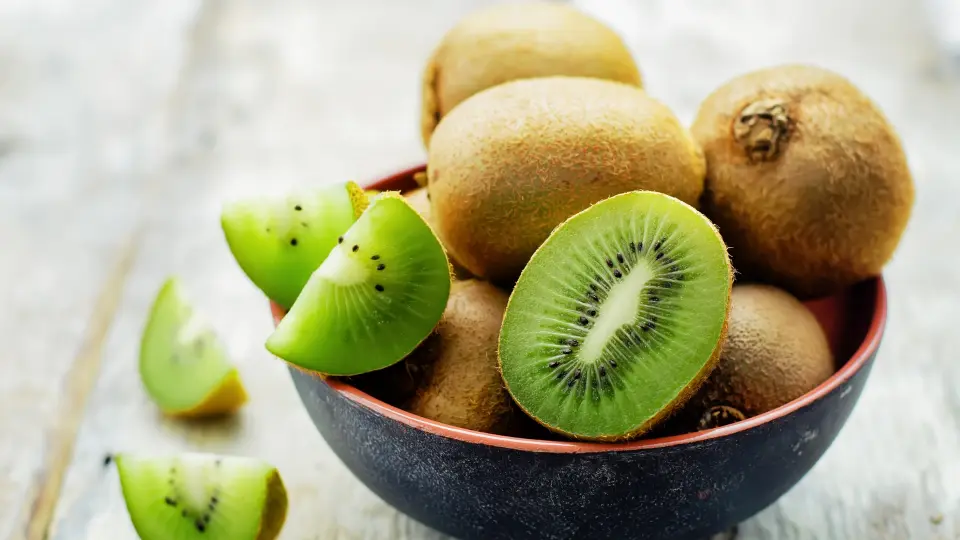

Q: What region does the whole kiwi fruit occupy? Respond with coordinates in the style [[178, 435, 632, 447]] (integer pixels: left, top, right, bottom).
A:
[[421, 1, 642, 147], [428, 76, 706, 285], [683, 283, 835, 430], [691, 64, 915, 299], [406, 279, 517, 435]]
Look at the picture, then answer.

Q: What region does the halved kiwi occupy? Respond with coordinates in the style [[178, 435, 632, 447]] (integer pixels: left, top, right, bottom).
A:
[[498, 191, 733, 441], [115, 452, 287, 540], [221, 182, 368, 310], [266, 193, 452, 376], [139, 277, 247, 417]]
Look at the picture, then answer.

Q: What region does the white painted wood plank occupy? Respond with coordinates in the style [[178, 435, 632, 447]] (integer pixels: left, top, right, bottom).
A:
[[0, 1, 199, 538]]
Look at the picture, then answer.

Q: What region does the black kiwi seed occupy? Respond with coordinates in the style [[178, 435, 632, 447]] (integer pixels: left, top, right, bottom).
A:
[[590, 283, 598, 291], [211, 496, 219, 503], [165, 497, 177, 507], [377, 264, 385, 270], [650, 296, 660, 303], [578, 316, 589, 326], [567, 339, 579, 346], [630, 242, 636, 252], [204, 515, 211, 523], [549, 361, 560, 368], [102, 454, 113, 467], [294, 205, 302, 211], [557, 370, 567, 380], [352, 244, 359, 252], [617, 253, 625, 263], [195, 519, 206, 532], [609, 359, 618, 368], [587, 309, 597, 317], [637, 242, 643, 252], [613, 269, 622, 278], [599, 366, 607, 377], [671, 265, 680, 273], [567, 378, 576, 387], [337, 236, 343, 244], [375, 284, 384, 292], [606, 258, 614, 268], [290, 238, 298, 246], [656, 252, 664, 260], [371, 255, 380, 260], [561, 348, 572, 355], [573, 369, 582, 380]]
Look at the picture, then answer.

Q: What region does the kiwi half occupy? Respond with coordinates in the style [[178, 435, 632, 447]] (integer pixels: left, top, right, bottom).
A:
[[691, 64, 915, 298], [421, 1, 642, 147], [221, 182, 368, 310], [498, 191, 733, 441], [428, 76, 706, 284], [116, 452, 287, 540], [139, 277, 248, 417], [266, 193, 451, 376]]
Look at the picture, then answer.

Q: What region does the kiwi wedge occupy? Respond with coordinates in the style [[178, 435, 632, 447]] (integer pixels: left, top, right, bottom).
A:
[[406, 279, 516, 434], [498, 191, 733, 441], [139, 277, 248, 417], [116, 452, 287, 540], [421, 1, 642, 146], [691, 64, 915, 298], [221, 181, 368, 310], [266, 193, 451, 376]]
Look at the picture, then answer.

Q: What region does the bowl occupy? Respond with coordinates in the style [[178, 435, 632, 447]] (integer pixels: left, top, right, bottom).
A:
[[272, 165, 887, 540]]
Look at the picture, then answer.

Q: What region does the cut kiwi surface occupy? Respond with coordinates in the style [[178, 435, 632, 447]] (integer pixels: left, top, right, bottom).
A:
[[266, 193, 452, 376], [221, 181, 368, 310], [498, 191, 733, 441], [140, 277, 247, 417], [116, 452, 287, 540]]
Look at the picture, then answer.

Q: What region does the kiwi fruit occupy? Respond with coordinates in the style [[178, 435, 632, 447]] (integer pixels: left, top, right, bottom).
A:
[[115, 452, 287, 540], [406, 279, 516, 434], [266, 193, 452, 376], [421, 1, 642, 147], [404, 186, 472, 279], [682, 283, 835, 430], [428, 76, 706, 284], [139, 277, 248, 417], [498, 191, 733, 441], [691, 64, 915, 299], [221, 181, 369, 310]]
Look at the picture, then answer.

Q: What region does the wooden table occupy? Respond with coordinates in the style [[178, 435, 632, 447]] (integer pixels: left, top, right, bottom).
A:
[[2, 0, 957, 538]]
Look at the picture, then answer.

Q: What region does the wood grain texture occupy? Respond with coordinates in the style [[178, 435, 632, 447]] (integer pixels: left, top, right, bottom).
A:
[[0, 0, 954, 539]]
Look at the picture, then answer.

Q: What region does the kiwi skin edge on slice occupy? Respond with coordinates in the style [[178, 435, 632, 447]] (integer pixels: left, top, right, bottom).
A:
[[498, 190, 733, 442]]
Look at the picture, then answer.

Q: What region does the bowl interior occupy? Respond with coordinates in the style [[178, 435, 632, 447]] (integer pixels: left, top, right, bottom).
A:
[[272, 164, 886, 452]]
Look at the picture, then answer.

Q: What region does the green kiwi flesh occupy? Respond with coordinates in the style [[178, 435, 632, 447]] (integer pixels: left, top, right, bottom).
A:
[[139, 277, 245, 415], [116, 452, 288, 540], [498, 191, 733, 441], [221, 182, 368, 310], [266, 193, 451, 376]]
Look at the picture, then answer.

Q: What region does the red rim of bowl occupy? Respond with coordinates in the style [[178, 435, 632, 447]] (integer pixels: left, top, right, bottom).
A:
[[270, 165, 888, 454]]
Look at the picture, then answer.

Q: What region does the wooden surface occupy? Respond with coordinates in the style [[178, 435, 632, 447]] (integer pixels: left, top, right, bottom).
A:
[[1, 0, 957, 539]]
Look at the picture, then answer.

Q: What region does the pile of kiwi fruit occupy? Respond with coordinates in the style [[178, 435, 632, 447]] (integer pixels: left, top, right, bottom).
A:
[[112, 3, 915, 538]]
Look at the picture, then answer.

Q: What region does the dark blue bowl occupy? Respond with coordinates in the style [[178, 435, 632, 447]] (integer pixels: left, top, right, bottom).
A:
[[274, 165, 887, 540]]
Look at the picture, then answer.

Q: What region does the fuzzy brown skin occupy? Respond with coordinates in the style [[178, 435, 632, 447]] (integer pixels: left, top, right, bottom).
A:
[[682, 284, 835, 425], [404, 187, 473, 280], [406, 279, 517, 435], [691, 64, 915, 299], [420, 1, 641, 148], [428, 76, 706, 285]]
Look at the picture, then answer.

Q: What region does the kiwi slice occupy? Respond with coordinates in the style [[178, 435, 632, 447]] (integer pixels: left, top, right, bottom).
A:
[[140, 277, 248, 417], [116, 452, 287, 540], [498, 191, 733, 441], [266, 193, 451, 376], [221, 182, 369, 310]]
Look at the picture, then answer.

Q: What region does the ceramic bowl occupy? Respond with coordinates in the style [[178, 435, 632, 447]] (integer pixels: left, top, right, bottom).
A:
[[273, 165, 886, 540]]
